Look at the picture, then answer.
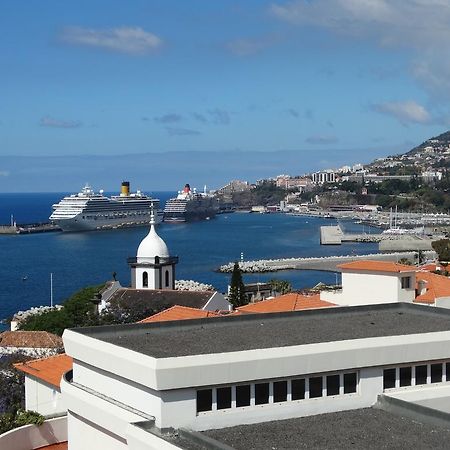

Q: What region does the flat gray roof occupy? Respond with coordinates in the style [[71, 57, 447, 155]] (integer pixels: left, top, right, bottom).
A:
[[75, 303, 450, 358], [200, 408, 450, 450]]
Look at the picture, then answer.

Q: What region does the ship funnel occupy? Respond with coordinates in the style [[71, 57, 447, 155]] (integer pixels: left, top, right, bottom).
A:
[[183, 183, 191, 193], [121, 181, 130, 197]]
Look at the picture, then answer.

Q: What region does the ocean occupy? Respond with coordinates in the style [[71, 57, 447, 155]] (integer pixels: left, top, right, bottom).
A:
[[0, 192, 380, 327]]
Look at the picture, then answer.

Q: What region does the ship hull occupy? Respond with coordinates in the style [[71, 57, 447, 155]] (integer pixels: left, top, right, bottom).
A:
[[163, 208, 217, 223], [52, 211, 163, 232]]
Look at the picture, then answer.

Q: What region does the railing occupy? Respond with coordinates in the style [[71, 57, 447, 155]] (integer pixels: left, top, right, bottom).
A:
[[0, 415, 67, 450]]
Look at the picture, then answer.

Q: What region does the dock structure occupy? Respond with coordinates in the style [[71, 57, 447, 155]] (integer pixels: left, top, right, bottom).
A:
[[218, 250, 437, 274], [0, 223, 61, 235]]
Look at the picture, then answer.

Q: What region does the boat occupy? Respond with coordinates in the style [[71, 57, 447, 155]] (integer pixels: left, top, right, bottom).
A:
[[163, 184, 219, 223], [49, 182, 163, 232]]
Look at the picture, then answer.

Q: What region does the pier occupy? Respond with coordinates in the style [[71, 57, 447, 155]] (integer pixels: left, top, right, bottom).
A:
[[0, 223, 61, 235], [218, 250, 436, 273]]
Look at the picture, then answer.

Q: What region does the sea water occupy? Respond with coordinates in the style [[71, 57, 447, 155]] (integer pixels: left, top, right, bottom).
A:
[[0, 192, 380, 324]]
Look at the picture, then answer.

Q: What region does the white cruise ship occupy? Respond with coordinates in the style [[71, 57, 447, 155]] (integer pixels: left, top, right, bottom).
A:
[[50, 182, 163, 232], [163, 183, 218, 223]]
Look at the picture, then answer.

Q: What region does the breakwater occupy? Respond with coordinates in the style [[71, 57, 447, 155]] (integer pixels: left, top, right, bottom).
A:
[[0, 223, 61, 234], [218, 251, 437, 273]]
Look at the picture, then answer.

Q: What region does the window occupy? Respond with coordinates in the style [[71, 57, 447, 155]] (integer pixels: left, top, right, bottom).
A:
[[383, 368, 396, 389], [431, 363, 443, 383], [217, 387, 232, 410], [446, 363, 450, 381], [400, 367, 412, 387], [197, 389, 212, 412], [142, 271, 148, 288], [309, 377, 323, 398], [273, 381, 287, 403], [291, 378, 305, 400], [255, 383, 269, 405], [165, 270, 170, 287], [401, 276, 411, 289], [326, 375, 340, 396], [344, 373, 357, 394], [415, 365, 427, 385], [236, 384, 251, 407]]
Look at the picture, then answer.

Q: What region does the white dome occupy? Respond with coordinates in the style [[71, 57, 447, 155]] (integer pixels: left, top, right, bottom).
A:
[[137, 225, 169, 259]]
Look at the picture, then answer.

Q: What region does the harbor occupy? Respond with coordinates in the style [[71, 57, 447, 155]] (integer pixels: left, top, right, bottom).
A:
[[0, 223, 61, 234]]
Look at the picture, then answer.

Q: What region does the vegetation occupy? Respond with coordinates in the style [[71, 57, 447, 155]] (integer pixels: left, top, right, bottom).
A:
[[432, 239, 450, 262], [231, 182, 286, 208], [0, 409, 45, 435], [18, 284, 105, 335], [228, 262, 247, 308], [268, 279, 292, 294]]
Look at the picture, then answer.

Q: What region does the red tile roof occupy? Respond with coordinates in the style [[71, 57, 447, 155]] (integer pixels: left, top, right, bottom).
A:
[[14, 353, 72, 388], [236, 293, 335, 314], [415, 272, 450, 305], [0, 331, 63, 349], [338, 260, 415, 273], [139, 305, 222, 323], [36, 443, 68, 450]]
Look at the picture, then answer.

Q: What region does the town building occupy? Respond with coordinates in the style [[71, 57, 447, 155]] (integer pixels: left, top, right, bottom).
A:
[[0, 331, 63, 357], [312, 171, 336, 184], [61, 303, 450, 449]]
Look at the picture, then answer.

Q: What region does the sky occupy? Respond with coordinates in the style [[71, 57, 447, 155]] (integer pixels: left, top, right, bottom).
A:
[[2, 0, 450, 191]]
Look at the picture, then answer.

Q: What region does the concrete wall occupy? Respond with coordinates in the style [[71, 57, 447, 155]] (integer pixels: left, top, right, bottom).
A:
[[321, 272, 416, 306], [25, 376, 66, 417], [0, 416, 67, 450]]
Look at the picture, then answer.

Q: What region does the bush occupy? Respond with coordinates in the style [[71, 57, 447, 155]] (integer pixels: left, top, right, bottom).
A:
[[0, 409, 45, 435]]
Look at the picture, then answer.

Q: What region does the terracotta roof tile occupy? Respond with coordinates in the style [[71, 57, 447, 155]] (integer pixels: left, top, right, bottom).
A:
[[338, 260, 415, 273], [415, 272, 450, 305], [14, 354, 72, 388], [0, 331, 63, 349], [237, 293, 335, 314], [139, 305, 221, 323]]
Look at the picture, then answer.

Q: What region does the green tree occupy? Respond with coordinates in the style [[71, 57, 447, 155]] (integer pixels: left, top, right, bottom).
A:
[[228, 262, 247, 308], [432, 239, 450, 262], [269, 279, 292, 294]]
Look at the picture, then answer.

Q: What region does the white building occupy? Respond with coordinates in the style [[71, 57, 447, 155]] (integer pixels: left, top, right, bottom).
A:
[[320, 260, 417, 306], [312, 171, 336, 185], [61, 302, 450, 449]]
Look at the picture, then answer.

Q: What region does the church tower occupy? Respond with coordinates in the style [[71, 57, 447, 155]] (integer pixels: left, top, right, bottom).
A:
[[128, 210, 178, 290]]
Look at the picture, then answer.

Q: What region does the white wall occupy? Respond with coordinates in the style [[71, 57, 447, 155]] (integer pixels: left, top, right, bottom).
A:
[[321, 271, 416, 306], [24, 377, 66, 416]]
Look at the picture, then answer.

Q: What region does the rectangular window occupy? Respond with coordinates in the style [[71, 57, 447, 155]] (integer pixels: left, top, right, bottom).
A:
[[236, 384, 251, 407], [309, 376, 323, 398], [255, 383, 269, 405], [446, 363, 450, 381], [216, 387, 232, 410], [344, 373, 357, 394], [197, 389, 212, 413], [326, 374, 340, 396], [291, 378, 305, 400], [415, 365, 427, 385], [431, 363, 443, 383], [399, 367, 412, 387], [383, 368, 396, 390], [273, 381, 287, 403], [401, 276, 411, 289]]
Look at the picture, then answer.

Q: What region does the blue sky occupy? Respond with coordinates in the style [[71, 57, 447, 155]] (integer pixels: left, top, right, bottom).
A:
[[2, 0, 450, 191]]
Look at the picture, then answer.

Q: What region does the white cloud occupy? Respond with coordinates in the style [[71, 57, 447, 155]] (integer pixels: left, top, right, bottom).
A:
[[0, 170, 9, 177], [270, 0, 450, 100], [371, 100, 431, 124], [40, 116, 82, 128], [61, 26, 163, 55], [305, 135, 338, 145]]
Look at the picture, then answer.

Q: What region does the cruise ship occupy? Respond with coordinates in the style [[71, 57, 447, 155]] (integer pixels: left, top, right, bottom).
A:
[[50, 182, 163, 232], [163, 184, 219, 223]]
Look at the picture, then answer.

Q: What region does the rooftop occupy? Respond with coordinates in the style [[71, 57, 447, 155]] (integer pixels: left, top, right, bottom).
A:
[[415, 271, 450, 304], [139, 305, 221, 323], [0, 331, 63, 349], [338, 260, 416, 273], [75, 303, 450, 358], [198, 408, 450, 450], [14, 353, 72, 388], [237, 293, 335, 314]]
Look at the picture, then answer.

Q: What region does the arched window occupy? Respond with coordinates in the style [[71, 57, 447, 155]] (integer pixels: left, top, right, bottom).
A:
[[165, 270, 170, 287], [142, 271, 148, 288]]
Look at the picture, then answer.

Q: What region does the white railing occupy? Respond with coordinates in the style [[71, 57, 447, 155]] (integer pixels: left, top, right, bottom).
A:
[[0, 415, 67, 450]]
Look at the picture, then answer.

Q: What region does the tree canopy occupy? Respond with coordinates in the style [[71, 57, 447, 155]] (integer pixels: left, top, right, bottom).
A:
[[228, 262, 247, 308]]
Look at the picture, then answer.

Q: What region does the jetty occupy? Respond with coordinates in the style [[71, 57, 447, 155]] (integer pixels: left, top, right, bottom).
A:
[[218, 250, 436, 274], [0, 223, 61, 235]]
